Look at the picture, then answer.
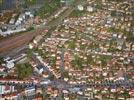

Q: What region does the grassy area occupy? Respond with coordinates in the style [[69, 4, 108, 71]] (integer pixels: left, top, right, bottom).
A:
[[94, 0, 103, 9], [126, 32, 134, 42], [0, 57, 5, 64], [99, 55, 112, 66], [49, 56, 56, 67], [71, 54, 83, 70], [111, 10, 117, 17], [80, 44, 87, 50], [0, 0, 2, 4], [37, 0, 61, 18], [67, 40, 76, 49], [24, 0, 36, 5], [107, 27, 121, 33], [69, 10, 87, 17]]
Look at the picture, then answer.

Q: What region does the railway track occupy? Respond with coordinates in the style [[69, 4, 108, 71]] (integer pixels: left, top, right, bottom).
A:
[[0, 0, 87, 55]]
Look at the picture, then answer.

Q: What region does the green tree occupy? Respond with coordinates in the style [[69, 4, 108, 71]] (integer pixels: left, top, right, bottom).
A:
[[42, 88, 47, 100], [24, 0, 36, 6], [0, 0, 2, 5], [99, 55, 112, 66], [49, 56, 56, 66], [27, 49, 33, 59], [71, 54, 83, 69], [122, 91, 130, 99], [80, 44, 86, 50], [70, 10, 87, 17], [0, 57, 5, 64], [16, 63, 33, 79], [126, 33, 134, 43], [68, 40, 76, 49]]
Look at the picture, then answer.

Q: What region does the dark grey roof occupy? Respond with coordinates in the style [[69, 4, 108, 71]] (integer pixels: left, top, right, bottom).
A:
[[36, 65, 44, 70]]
